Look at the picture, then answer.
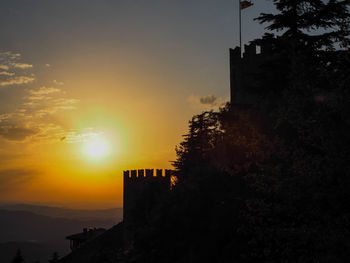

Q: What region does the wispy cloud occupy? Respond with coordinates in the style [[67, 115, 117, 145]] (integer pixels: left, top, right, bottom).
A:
[[0, 169, 37, 191], [29, 86, 61, 96], [0, 76, 35, 87], [11, 62, 33, 69], [53, 80, 64, 86], [64, 129, 104, 144], [0, 51, 21, 60], [0, 51, 79, 143], [0, 51, 35, 87], [0, 89, 79, 142], [0, 126, 38, 141], [0, 72, 15, 76], [0, 64, 9, 70], [24, 96, 79, 117]]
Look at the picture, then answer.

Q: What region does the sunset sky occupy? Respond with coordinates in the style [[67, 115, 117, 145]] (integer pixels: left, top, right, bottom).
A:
[[0, 0, 274, 209]]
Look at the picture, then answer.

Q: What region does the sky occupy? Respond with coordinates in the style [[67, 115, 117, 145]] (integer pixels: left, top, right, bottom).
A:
[[0, 0, 275, 209]]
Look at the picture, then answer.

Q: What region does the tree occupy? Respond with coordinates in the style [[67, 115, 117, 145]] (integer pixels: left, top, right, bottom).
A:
[[11, 249, 25, 263], [256, 0, 350, 51], [254, 0, 350, 104], [48, 252, 59, 263], [173, 111, 222, 175]]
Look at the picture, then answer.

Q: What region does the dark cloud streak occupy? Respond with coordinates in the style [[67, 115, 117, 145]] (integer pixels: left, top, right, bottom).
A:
[[0, 126, 38, 141], [200, 94, 217, 105], [0, 169, 36, 191]]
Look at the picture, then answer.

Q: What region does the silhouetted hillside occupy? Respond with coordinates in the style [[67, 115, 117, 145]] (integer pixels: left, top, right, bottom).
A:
[[0, 209, 121, 262], [0, 241, 53, 263]]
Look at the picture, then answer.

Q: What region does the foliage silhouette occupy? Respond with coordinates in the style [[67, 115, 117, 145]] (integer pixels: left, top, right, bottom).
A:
[[49, 252, 59, 263], [119, 1, 350, 262], [11, 249, 25, 263]]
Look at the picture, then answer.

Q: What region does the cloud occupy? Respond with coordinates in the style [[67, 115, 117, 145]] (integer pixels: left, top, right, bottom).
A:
[[0, 169, 36, 191], [0, 91, 79, 141], [0, 64, 9, 70], [26, 97, 79, 117], [26, 87, 62, 104], [29, 86, 60, 96], [0, 52, 21, 66], [0, 76, 35, 87], [0, 72, 15, 76], [0, 151, 26, 165], [27, 95, 45, 101], [188, 94, 227, 110], [0, 114, 9, 122], [0, 50, 79, 143], [0, 126, 38, 141], [11, 63, 33, 69], [0, 51, 21, 60], [54, 98, 79, 105], [0, 51, 35, 87], [53, 80, 64, 86], [200, 94, 217, 105], [64, 129, 104, 144]]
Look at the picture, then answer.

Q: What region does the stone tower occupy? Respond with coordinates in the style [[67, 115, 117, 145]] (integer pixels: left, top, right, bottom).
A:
[[123, 169, 172, 244], [230, 42, 273, 105]]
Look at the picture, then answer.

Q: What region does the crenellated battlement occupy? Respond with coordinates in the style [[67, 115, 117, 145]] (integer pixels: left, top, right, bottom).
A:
[[123, 169, 174, 181], [230, 42, 273, 62]]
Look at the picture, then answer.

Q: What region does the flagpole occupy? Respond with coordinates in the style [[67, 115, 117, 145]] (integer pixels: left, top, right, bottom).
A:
[[239, 0, 242, 57]]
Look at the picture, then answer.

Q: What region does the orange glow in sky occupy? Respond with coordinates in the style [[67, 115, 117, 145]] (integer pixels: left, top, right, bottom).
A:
[[86, 140, 108, 159], [0, 0, 272, 209]]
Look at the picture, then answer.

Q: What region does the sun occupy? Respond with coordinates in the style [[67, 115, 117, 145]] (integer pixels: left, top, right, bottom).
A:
[[85, 140, 109, 159], [79, 131, 121, 163]]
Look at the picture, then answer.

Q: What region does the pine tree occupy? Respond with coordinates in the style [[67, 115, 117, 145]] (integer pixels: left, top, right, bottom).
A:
[[252, 0, 350, 113], [11, 249, 25, 263], [254, 0, 350, 94], [173, 111, 222, 176], [256, 0, 350, 51], [48, 252, 59, 263]]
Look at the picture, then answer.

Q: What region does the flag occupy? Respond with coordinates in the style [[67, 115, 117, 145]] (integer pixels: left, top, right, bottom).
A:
[[240, 1, 253, 10]]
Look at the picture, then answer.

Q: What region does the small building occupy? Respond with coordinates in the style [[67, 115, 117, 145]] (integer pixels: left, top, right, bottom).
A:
[[66, 227, 106, 251]]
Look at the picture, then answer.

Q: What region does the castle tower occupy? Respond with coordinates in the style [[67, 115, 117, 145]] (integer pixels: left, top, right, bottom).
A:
[[123, 169, 172, 244], [230, 43, 272, 105]]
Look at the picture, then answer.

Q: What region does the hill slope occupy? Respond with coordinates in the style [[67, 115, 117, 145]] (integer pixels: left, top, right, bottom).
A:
[[0, 209, 121, 262], [0, 241, 53, 263], [0, 204, 123, 222]]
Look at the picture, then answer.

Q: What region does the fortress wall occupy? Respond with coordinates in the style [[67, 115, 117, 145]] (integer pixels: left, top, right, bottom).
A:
[[123, 169, 173, 245]]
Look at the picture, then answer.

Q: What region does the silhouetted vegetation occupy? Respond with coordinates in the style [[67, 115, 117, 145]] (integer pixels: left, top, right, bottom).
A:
[[49, 252, 59, 263], [11, 249, 25, 263], [120, 1, 350, 262]]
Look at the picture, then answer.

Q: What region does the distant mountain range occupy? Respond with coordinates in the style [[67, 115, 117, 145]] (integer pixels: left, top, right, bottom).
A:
[[0, 204, 123, 221], [0, 204, 123, 263]]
